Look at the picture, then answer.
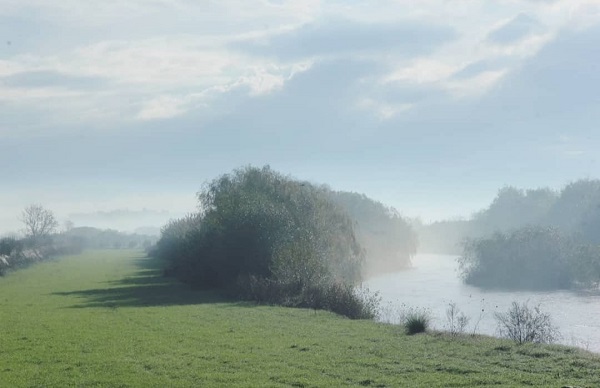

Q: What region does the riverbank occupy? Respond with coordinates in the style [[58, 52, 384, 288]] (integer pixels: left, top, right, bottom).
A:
[[0, 250, 598, 387], [368, 253, 600, 353]]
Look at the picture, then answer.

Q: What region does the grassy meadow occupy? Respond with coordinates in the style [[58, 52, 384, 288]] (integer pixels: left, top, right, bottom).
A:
[[0, 250, 599, 387]]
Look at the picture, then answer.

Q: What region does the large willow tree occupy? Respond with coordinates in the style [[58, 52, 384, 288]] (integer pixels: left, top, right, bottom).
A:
[[156, 166, 364, 291]]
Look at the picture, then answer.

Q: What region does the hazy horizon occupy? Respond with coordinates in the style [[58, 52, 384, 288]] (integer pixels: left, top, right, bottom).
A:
[[2, 1, 599, 234]]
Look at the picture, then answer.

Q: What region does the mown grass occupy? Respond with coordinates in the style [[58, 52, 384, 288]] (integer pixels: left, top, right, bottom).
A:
[[0, 250, 599, 387]]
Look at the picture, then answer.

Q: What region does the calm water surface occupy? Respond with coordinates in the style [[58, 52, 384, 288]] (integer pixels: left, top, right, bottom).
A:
[[366, 254, 600, 353]]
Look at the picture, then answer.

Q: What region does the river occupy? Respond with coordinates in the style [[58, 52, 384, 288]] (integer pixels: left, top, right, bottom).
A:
[[366, 254, 600, 353]]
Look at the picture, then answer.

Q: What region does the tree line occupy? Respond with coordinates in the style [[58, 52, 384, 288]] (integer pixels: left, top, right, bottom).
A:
[[0, 205, 157, 276], [419, 179, 600, 290]]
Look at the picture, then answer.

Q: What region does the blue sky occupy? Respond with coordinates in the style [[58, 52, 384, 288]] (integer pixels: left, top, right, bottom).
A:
[[1, 0, 600, 233]]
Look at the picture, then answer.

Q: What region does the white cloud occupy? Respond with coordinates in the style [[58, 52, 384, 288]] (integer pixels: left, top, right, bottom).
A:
[[137, 95, 188, 120], [0, 34, 316, 129], [568, 0, 600, 29], [382, 58, 508, 100], [2, 0, 599, 133], [0, 86, 84, 102], [373, 3, 570, 108], [243, 72, 286, 95], [49, 38, 237, 88], [0, 0, 320, 32], [0, 60, 24, 77], [486, 13, 544, 45], [385, 59, 458, 84], [484, 32, 556, 57], [445, 69, 508, 98], [357, 98, 414, 120]]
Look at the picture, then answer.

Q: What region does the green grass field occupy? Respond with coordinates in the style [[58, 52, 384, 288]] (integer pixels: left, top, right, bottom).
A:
[[0, 250, 599, 387]]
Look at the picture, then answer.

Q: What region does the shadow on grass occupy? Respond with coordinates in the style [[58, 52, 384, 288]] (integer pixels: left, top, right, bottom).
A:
[[52, 255, 238, 308]]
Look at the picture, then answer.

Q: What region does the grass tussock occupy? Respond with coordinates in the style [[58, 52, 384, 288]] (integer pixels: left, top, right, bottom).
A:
[[403, 308, 432, 335]]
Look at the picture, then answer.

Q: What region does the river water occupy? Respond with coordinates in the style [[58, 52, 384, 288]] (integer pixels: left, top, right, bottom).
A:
[[366, 254, 600, 353]]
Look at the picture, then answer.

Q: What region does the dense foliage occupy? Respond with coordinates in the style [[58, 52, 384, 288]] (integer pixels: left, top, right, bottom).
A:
[[415, 179, 600, 290], [459, 226, 600, 290], [328, 191, 417, 275], [420, 179, 600, 254], [153, 166, 380, 318], [471, 187, 558, 236], [0, 236, 52, 275]]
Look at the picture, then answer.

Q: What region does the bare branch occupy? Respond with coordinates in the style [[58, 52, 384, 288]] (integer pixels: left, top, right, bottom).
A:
[[21, 204, 58, 240]]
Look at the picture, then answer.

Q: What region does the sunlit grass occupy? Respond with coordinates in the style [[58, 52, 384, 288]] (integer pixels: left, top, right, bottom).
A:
[[0, 250, 598, 387]]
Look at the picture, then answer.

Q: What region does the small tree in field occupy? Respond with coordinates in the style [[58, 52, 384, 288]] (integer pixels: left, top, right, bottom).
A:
[[494, 301, 560, 344], [21, 204, 58, 245]]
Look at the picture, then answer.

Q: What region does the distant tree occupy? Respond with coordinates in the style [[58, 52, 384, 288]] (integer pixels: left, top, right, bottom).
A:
[[570, 243, 600, 288], [472, 186, 558, 235], [63, 220, 74, 233], [579, 205, 600, 245], [417, 219, 473, 254], [548, 179, 600, 233], [459, 226, 574, 290], [328, 191, 417, 274], [422, 180, 600, 255], [21, 204, 58, 243]]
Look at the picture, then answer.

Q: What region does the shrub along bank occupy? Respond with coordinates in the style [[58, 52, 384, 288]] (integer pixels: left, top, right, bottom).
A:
[[459, 226, 600, 290]]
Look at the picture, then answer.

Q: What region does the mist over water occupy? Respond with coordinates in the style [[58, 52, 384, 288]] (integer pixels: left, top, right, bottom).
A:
[[367, 254, 600, 353]]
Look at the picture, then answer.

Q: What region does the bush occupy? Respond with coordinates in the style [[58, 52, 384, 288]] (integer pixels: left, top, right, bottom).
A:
[[0, 237, 26, 274], [494, 301, 560, 344], [402, 307, 431, 335], [322, 283, 380, 319], [154, 166, 373, 318], [445, 302, 470, 336], [459, 226, 575, 290], [239, 276, 380, 319], [0, 229, 89, 277], [0, 237, 22, 256]]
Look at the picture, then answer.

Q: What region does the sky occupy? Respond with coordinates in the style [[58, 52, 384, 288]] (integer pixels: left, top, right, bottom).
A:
[[1, 0, 600, 234]]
